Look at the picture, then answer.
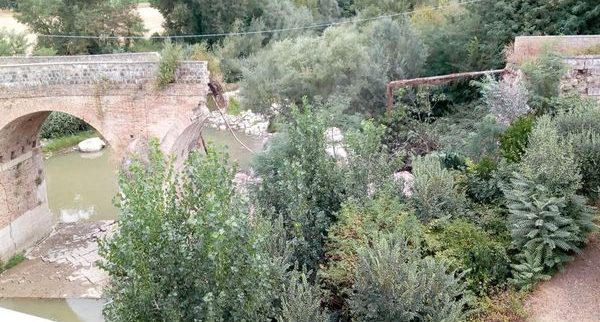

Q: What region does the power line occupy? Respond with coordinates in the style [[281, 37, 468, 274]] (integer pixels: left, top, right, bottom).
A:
[[35, 0, 485, 40]]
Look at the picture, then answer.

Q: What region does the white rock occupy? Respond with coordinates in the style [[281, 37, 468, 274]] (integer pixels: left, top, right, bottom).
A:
[[219, 125, 227, 131], [325, 127, 344, 143], [325, 145, 347, 160], [78, 138, 106, 153], [394, 171, 415, 197]]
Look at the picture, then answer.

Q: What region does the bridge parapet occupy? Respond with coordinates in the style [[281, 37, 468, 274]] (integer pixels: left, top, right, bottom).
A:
[[0, 52, 160, 65]]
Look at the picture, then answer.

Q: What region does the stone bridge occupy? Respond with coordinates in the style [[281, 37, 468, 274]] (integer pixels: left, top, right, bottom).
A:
[[0, 53, 209, 260]]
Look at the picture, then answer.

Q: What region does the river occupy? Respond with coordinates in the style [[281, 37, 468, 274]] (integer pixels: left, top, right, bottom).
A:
[[0, 129, 264, 321]]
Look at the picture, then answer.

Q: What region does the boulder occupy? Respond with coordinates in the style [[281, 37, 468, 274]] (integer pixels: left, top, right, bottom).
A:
[[78, 138, 106, 153], [394, 171, 415, 197], [325, 127, 344, 143]]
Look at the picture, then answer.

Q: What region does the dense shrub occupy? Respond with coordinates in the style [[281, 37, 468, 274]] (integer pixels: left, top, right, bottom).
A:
[[463, 158, 503, 204], [465, 114, 505, 162], [427, 220, 510, 295], [40, 112, 90, 139], [476, 75, 530, 125], [499, 116, 534, 163], [322, 194, 423, 297], [554, 100, 600, 197], [378, 107, 440, 159], [521, 51, 568, 114], [522, 116, 581, 196], [503, 173, 596, 287], [349, 235, 467, 322], [100, 144, 288, 321], [411, 154, 466, 222], [279, 271, 329, 322], [343, 120, 403, 200], [0, 28, 27, 56], [251, 103, 344, 272]]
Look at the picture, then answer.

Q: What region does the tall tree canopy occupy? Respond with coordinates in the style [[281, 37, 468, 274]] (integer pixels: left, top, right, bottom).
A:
[[16, 0, 144, 54]]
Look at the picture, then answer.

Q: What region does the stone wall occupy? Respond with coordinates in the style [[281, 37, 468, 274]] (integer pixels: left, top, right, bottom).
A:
[[562, 56, 600, 97], [513, 36, 600, 63]]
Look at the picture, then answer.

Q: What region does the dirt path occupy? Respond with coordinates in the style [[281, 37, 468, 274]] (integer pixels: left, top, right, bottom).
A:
[[0, 221, 115, 299], [525, 236, 600, 322]]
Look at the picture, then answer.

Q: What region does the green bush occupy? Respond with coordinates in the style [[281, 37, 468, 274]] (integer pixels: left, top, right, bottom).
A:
[[522, 116, 581, 196], [100, 143, 288, 321], [465, 114, 505, 162], [321, 194, 423, 298], [228, 97, 242, 116], [349, 235, 468, 322], [463, 158, 503, 204], [503, 173, 596, 284], [499, 116, 534, 163], [0, 28, 27, 56], [343, 120, 403, 200], [155, 41, 183, 89], [554, 99, 600, 197], [427, 220, 510, 295], [251, 103, 344, 272], [411, 154, 466, 222], [40, 112, 91, 139], [521, 50, 568, 114], [279, 271, 329, 322]]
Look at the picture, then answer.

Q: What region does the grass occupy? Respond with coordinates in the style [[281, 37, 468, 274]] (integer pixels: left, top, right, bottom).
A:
[[42, 130, 96, 154], [0, 252, 26, 273], [469, 288, 529, 322]]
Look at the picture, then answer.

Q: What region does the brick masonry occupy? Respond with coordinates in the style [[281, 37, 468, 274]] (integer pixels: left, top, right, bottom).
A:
[[0, 53, 209, 260]]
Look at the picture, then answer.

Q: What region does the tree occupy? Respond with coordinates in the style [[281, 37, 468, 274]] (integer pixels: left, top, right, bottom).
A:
[[16, 0, 144, 54], [100, 143, 288, 321], [251, 103, 344, 272], [0, 28, 27, 56]]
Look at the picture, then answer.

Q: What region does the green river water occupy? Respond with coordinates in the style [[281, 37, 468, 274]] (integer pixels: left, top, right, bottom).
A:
[[0, 129, 264, 321]]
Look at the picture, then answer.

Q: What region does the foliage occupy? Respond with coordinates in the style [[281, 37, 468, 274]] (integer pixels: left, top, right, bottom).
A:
[[463, 158, 503, 204], [503, 173, 596, 284], [499, 116, 534, 163], [40, 112, 91, 139], [521, 116, 581, 196], [16, 0, 144, 55], [411, 154, 465, 222], [0, 28, 27, 56], [100, 143, 288, 321], [475, 75, 530, 125], [465, 114, 505, 163], [0, 253, 26, 273], [279, 271, 329, 322], [32, 47, 58, 56], [509, 250, 551, 291], [554, 99, 600, 197], [186, 43, 223, 82], [240, 18, 426, 116], [228, 97, 242, 116], [427, 220, 510, 295], [471, 288, 528, 322], [349, 235, 468, 322], [155, 41, 183, 89], [343, 120, 402, 200], [321, 194, 423, 299], [251, 103, 344, 272], [521, 51, 568, 114]]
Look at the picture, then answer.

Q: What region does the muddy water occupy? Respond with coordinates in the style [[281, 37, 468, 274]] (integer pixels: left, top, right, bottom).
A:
[[0, 129, 263, 321]]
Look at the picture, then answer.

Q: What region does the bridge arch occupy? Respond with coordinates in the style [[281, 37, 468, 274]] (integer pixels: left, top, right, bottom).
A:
[[0, 53, 209, 260]]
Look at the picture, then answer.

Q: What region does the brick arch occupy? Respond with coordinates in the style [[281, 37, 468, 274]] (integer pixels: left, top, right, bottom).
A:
[[0, 54, 210, 260]]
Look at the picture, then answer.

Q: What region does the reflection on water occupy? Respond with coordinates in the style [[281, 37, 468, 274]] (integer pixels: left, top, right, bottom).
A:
[[44, 129, 264, 224], [0, 298, 105, 322], [45, 149, 119, 222]]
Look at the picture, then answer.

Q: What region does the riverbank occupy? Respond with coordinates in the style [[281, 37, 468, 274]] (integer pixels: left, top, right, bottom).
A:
[[42, 131, 97, 157]]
